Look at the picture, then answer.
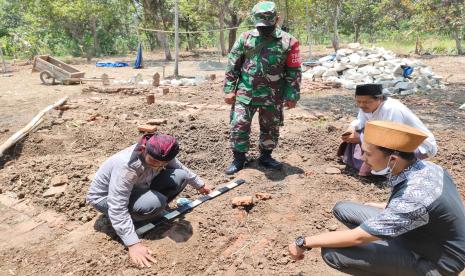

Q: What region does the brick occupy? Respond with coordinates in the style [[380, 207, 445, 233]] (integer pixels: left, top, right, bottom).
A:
[[161, 87, 169, 95], [137, 124, 157, 133], [43, 185, 67, 198], [325, 167, 341, 174], [231, 196, 253, 207], [255, 192, 272, 201], [146, 94, 155, 104], [50, 175, 68, 186]]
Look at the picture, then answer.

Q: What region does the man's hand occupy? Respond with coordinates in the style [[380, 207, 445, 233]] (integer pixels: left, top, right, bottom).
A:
[[288, 243, 305, 261], [284, 100, 297, 109], [128, 242, 156, 268], [341, 128, 360, 144], [364, 202, 387, 209], [197, 184, 212, 195], [224, 92, 236, 105]]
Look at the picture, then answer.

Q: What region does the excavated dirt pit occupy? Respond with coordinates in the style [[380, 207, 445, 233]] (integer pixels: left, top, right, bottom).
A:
[[0, 56, 464, 275]]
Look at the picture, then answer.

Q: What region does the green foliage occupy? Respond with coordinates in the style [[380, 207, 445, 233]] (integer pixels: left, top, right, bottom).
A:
[[0, 0, 464, 59]]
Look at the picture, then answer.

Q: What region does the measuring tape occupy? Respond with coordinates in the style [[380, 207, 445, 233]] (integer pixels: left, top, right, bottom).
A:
[[135, 179, 246, 235]]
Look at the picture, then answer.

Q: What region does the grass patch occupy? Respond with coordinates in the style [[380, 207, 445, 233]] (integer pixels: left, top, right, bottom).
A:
[[375, 37, 457, 55]]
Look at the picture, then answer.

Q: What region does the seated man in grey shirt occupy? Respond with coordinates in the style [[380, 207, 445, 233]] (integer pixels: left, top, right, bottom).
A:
[[289, 121, 465, 275], [86, 133, 211, 268]]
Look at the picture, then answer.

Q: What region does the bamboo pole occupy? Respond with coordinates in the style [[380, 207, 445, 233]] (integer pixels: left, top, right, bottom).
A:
[[0, 96, 68, 158]]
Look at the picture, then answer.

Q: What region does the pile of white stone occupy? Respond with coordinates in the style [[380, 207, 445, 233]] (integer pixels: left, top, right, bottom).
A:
[[112, 75, 207, 87], [303, 43, 445, 95], [160, 77, 207, 87]]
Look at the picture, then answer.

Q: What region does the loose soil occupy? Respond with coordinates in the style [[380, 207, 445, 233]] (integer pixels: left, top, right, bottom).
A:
[[0, 52, 464, 275]]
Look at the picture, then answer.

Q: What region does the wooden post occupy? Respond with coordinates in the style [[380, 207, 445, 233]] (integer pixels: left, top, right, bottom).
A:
[[174, 0, 180, 78], [0, 46, 7, 73]]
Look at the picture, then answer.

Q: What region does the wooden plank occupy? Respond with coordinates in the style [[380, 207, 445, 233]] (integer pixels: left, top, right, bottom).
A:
[[69, 72, 85, 78], [0, 97, 68, 158], [32, 56, 49, 72], [47, 56, 80, 73]]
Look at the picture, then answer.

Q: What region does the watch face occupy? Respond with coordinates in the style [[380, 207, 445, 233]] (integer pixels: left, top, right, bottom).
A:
[[295, 236, 305, 247]]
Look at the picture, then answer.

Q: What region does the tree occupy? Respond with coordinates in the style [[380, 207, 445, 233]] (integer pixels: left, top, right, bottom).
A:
[[341, 0, 380, 43], [330, 0, 342, 50], [417, 0, 465, 55], [132, 0, 173, 60]]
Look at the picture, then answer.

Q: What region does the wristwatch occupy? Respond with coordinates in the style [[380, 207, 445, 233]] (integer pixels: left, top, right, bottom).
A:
[[295, 235, 311, 250]]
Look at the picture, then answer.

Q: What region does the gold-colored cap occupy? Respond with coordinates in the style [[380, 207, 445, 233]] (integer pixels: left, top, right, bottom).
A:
[[364, 121, 428, 152]]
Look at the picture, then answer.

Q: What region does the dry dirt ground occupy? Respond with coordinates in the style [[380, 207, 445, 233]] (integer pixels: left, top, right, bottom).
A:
[[0, 52, 464, 276]]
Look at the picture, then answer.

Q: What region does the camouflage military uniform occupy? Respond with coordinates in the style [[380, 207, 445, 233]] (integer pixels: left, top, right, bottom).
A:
[[224, 5, 302, 153]]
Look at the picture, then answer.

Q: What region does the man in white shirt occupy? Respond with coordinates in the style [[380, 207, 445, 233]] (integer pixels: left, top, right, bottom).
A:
[[339, 84, 437, 176]]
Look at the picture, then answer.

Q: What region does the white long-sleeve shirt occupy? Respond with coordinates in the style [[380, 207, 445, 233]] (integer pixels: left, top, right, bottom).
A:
[[350, 97, 438, 157], [86, 144, 204, 246]]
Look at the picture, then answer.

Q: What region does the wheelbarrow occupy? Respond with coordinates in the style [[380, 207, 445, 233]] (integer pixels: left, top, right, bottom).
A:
[[32, 55, 112, 85]]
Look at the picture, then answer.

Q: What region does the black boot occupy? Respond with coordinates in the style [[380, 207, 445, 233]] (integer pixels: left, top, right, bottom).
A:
[[258, 149, 283, 170], [225, 151, 246, 175]]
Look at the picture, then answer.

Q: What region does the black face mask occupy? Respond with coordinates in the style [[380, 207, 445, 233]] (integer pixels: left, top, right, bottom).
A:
[[257, 25, 276, 37]]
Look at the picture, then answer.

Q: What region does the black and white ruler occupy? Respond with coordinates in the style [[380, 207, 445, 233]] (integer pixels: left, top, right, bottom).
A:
[[135, 178, 246, 236]]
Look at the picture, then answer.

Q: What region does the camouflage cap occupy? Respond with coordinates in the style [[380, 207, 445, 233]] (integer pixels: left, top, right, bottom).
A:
[[251, 1, 277, 27]]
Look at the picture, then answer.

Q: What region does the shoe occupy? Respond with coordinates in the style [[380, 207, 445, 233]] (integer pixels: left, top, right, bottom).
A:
[[258, 149, 283, 170], [225, 151, 246, 175]]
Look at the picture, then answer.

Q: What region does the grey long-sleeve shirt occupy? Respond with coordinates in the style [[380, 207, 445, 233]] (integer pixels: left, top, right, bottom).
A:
[[86, 144, 204, 246]]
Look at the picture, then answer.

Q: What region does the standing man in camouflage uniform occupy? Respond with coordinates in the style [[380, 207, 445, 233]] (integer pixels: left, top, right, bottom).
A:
[[223, 1, 302, 175]]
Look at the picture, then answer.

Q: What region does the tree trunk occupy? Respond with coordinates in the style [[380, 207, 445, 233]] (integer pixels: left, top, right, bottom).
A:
[[415, 36, 422, 55], [0, 46, 7, 73], [174, 0, 179, 77], [227, 13, 239, 52], [228, 29, 237, 53], [218, 9, 227, 56], [184, 20, 194, 51], [158, 1, 173, 61], [452, 27, 464, 55], [156, 32, 172, 61], [90, 15, 99, 58], [306, 1, 312, 59], [331, 1, 341, 51], [141, 0, 172, 60], [354, 24, 360, 43]]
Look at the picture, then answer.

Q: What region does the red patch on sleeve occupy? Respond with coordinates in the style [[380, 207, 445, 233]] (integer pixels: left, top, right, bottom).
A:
[[286, 41, 301, 68]]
